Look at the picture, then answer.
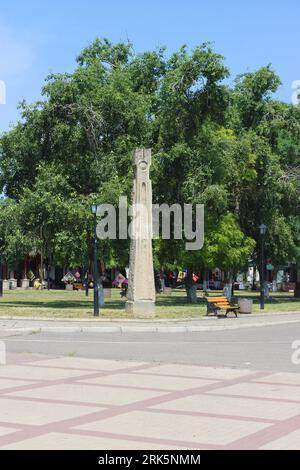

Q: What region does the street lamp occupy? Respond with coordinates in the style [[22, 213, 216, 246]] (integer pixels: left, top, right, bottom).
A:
[[259, 224, 267, 310], [91, 204, 99, 317]]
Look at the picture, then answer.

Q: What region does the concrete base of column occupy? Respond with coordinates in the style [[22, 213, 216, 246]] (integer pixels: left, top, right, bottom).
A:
[[2, 280, 10, 291], [125, 300, 155, 318], [9, 279, 17, 290], [21, 279, 30, 289]]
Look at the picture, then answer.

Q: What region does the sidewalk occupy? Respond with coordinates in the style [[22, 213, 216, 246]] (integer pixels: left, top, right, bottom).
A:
[[1, 311, 300, 334], [0, 353, 299, 449]]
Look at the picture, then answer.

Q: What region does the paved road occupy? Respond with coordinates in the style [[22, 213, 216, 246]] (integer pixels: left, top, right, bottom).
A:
[[2, 322, 300, 372]]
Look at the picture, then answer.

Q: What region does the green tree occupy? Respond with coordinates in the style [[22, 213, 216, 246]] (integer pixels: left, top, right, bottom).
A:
[[1, 38, 299, 304]]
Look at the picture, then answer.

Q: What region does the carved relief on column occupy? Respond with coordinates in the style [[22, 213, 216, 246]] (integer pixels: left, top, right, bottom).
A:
[[126, 149, 156, 317]]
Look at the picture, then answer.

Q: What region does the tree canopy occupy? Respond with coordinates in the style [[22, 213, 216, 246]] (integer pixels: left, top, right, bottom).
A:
[[0, 38, 299, 294]]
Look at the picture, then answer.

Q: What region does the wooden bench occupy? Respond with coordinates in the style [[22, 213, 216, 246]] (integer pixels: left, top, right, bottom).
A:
[[206, 296, 239, 318]]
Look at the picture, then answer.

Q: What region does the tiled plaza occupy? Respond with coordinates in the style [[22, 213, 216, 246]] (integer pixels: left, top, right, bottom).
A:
[[0, 353, 299, 449]]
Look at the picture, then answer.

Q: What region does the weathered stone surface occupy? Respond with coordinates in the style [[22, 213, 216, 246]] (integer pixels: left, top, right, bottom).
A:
[[21, 279, 30, 290], [2, 280, 10, 291], [9, 279, 17, 290], [126, 149, 156, 318]]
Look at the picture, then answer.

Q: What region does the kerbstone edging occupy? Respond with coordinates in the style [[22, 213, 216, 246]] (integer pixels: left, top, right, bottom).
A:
[[0, 310, 299, 322], [1, 314, 300, 334]]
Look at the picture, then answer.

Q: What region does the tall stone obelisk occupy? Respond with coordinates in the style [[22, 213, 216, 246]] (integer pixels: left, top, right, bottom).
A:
[[126, 148, 156, 317]]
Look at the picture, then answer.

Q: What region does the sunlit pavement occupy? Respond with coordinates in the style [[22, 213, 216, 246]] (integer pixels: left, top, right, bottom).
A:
[[0, 353, 300, 450]]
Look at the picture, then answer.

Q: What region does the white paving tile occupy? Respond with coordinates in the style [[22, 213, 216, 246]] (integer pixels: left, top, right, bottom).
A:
[[0, 378, 34, 390], [75, 410, 269, 446], [138, 364, 252, 380], [256, 372, 300, 386], [0, 365, 90, 381], [210, 382, 300, 402], [0, 397, 99, 425], [82, 373, 214, 391], [8, 382, 167, 406], [155, 393, 299, 420], [27, 357, 145, 371]]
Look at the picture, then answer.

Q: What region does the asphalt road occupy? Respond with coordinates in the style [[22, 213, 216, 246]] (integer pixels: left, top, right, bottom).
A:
[[2, 322, 300, 372]]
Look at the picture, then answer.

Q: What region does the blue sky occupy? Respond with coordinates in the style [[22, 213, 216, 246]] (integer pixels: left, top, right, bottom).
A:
[[0, 0, 299, 132]]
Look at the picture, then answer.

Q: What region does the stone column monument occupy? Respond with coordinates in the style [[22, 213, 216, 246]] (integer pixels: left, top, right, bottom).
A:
[[126, 148, 156, 317]]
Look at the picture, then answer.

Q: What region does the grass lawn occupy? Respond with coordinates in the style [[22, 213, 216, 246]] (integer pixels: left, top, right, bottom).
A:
[[0, 288, 299, 319]]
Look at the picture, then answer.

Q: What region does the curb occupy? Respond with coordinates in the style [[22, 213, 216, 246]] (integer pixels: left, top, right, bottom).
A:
[[0, 311, 299, 323], [3, 318, 300, 334]]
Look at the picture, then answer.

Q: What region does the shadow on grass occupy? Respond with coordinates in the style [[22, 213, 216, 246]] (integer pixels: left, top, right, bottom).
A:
[[235, 293, 299, 305], [0, 291, 298, 313], [156, 296, 206, 306], [0, 300, 126, 310]]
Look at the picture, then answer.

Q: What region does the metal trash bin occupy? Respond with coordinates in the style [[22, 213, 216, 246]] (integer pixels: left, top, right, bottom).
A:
[[238, 298, 253, 314]]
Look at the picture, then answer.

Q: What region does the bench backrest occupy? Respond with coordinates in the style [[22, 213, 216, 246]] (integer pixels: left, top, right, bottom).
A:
[[207, 297, 228, 303]]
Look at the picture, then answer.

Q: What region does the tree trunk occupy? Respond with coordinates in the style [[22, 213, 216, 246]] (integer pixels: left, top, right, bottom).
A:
[[39, 226, 44, 284], [39, 249, 44, 284], [185, 269, 197, 304], [295, 267, 300, 298]]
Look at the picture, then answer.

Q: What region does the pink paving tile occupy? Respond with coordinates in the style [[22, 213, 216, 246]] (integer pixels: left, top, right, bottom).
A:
[[210, 382, 300, 402], [259, 429, 300, 450], [0, 432, 192, 450], [153, 393, 299, 421], [0, 425, 21, 438], [0, 397, 100, 425], [74, 410, 270, 446], [81, 373, 215, 391], [7, 382, 168, 406], [226, 413, 300, 450]]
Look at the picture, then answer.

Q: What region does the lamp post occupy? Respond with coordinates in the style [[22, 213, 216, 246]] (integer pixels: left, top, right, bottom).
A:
[[259, 224, 267, 310], [91, 204, 99, 317]]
